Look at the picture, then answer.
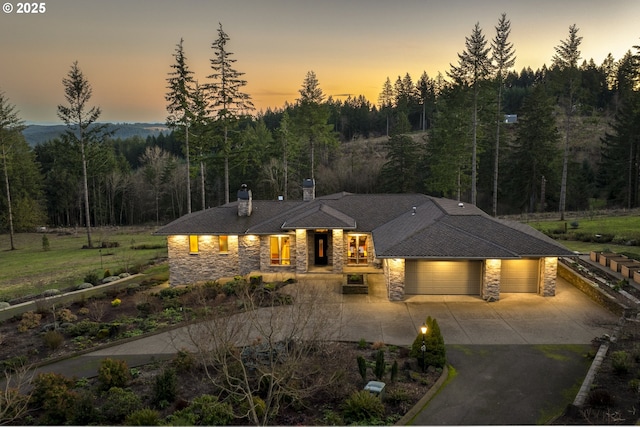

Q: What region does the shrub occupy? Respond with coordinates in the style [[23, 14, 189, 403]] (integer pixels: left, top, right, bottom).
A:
[[390, 360, 399, 382], [71, 391, 102, 425], [32, 372, 77, 424], [42, 234, 50, 251], [410, 316, 446, 369], [98, 358, 131, 389], [153, 368, 177, 406], [357, 355, 367, 381], [171, 349, 196, 373], [18, 311, 41, 332], [42, 330, 65, 350], [611, 351, 631, 375], [371, 341, 386, 350], [84, 272, 99, 285], [357, 338, 368, 349], [55, 308, 77, 322], [111, 298, 122, 307], [78, 307, 90, 316], [170, 394, 234, 426], [103, 269, 111, 278], [374, 349, 385, 380], [342, 390, 385, 424], [125, 408, 161, 426], [101, 387, 143, 423]]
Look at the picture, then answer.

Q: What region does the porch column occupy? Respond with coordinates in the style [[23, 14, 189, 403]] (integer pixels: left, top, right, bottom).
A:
[[540, 257, 558, 296], [332, 229, 344, 273], [483, 259, 501, 301], [295, 229, 308, 274]]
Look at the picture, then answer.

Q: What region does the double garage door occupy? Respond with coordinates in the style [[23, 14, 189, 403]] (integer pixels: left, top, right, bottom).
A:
[[404, 259, 540, 295]]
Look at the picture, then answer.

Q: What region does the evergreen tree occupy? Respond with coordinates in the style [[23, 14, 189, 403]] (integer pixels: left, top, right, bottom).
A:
[[380, 112, 423, 193], [449, 22, 494, 205], [206, 23, 254, 204], [378, 77, 394, 136], [57, 62, 105, 248], [490, 13, 516, 216], [410, 316, 446, 369], [293, 71, 336, 182], [503, 84, 561, 212], [425, 86, 472, 200], [551, 24, 582, 220], [416, 71, 436, 131], [0, 93, 43, 247], [599, 92, 640, 208], [166, 38, 195, 213]]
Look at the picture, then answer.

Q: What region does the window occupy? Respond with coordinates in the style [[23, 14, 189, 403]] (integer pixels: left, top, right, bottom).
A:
[[270, 236, 291, 265], [189, 235, 199, 254], [347, 234, 368, 265], [219, 235, 228, 253]]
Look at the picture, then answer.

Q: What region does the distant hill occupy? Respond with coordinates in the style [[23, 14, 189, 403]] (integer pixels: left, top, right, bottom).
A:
[[22, 123, 170, 146]]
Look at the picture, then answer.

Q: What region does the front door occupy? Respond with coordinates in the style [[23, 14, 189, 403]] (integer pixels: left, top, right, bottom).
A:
[[314, 233, 328, 265]]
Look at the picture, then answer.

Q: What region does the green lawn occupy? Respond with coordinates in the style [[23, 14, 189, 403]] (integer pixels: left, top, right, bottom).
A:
[[0, 227, 167, 301], [526, 214, 640, 258]]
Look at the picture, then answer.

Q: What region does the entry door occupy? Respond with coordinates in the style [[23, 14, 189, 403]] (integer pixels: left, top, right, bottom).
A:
[[314, 234, 328, 265]]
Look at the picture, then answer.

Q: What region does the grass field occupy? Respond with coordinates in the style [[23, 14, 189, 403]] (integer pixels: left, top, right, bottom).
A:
[[526, 214, 640, 257], [0, 227, 167, 301]]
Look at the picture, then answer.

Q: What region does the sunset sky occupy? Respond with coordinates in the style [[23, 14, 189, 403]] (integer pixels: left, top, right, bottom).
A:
[[1, 0, 639, 124]]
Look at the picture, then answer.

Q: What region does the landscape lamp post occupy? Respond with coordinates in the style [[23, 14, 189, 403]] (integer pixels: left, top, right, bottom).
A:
[[420, 324, 427, 372]]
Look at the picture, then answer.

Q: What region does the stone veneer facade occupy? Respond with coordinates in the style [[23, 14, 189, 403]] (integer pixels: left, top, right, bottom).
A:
[[167, 234, 559, 301]]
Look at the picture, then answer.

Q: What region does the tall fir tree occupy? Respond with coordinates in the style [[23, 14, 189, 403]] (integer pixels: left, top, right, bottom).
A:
[[490, 13, 516, 216], [448, 22, 494, 205], [0, 91, 26, 249], [57, 62, 105, 248], [206, 23, 253, 204], [294, 71, 336, 183], [551, 24, 582, 220], [166, 38, 195, 213], [503, 84, 561, 213]]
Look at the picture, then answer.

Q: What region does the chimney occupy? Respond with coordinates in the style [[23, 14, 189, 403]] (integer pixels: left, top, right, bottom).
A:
[[237, 184, 252, 216], [302, 179, 315, 201]]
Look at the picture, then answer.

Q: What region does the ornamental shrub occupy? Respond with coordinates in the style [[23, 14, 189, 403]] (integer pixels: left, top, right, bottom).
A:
[[31, 372, 77, 424], [124, 408, 161, 426], [410, 316, 446, 369], [374, 349, 385, 380], [98, 358, 131, 389], [18, 311, 41, 332], [152, 367, 177, 406], [357, 355, 367, 381], [170, 394, 234, 426], [101, 387, 143, 423], [342, 390, 385, 424]]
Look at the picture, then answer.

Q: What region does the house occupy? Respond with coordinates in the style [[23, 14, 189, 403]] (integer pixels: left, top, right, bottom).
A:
[[154, 180, 574, 301]]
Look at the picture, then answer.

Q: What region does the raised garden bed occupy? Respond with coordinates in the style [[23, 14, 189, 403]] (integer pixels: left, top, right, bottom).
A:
[[342, 273, 368, 294]]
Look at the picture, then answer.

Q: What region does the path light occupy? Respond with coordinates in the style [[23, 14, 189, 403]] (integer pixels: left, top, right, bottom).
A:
[[420, 324, 427, 372]]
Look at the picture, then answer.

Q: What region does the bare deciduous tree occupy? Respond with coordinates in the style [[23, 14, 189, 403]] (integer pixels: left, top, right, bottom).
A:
[[173, 281, 341, 425]]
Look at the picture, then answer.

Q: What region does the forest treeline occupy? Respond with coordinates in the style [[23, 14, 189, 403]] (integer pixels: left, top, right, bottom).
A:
[[1, 17, 639, 239]]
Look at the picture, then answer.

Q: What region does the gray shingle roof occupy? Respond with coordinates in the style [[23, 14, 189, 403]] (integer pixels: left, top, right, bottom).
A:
[[155, 192, 574, 259]]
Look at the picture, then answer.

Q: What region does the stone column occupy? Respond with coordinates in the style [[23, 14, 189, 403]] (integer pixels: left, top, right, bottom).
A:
[[385, 258, 405, 301], [296, 229, 308, 274], [333, 229, 344, 273], [540, 257, 557, 296], [482, 259, 501, 301]]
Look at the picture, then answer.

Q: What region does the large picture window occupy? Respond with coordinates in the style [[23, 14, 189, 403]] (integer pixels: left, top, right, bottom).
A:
[[347, 234, 368, 265], [270, 236, 291, 265]]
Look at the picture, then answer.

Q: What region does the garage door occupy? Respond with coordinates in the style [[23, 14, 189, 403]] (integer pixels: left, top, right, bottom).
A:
[[500, 259, 539, 293], [405, 260, 482, 295]]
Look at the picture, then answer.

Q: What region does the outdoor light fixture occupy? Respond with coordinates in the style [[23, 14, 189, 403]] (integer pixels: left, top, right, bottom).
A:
[[420, 324, 427, 372]]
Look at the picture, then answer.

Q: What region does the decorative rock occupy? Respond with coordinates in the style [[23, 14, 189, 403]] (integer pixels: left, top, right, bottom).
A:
[[0, 301, 10, 309], [42, 289, 60, 297], [102, 276, 119, 284], [77, 283, 94, 290]]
